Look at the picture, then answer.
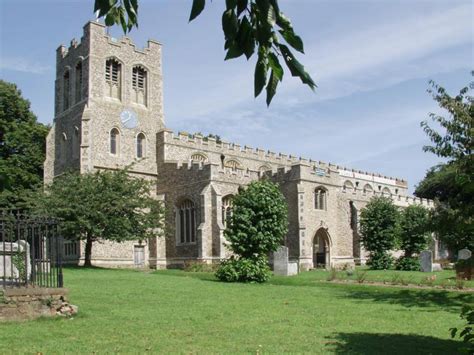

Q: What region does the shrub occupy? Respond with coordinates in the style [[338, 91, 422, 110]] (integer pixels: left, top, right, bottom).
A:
[[395, 256, 421, 271], [366, 252, 394, 270], [450, 304, 474, 353], [216, 180, 288, 283], [399, 205, 430, 257], [359, 197, 400, 270], [215, 256, 271, 283]]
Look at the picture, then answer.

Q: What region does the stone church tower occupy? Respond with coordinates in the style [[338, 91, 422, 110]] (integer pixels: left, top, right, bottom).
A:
[[44, 21, 164, 183]]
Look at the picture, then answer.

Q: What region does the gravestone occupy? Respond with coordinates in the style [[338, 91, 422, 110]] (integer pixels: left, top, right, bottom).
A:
[[458, 249, 472, 260], [0, 241, 31, 283], [273, 246, 298, 276], [419, 250, 433, 272]]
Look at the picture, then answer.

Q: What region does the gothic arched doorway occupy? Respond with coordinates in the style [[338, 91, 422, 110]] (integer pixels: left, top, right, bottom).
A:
[[313, 228, 331, 269]]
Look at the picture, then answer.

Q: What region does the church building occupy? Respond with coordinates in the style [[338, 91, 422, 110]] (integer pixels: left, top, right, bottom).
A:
[[44, 22, 433, 270]]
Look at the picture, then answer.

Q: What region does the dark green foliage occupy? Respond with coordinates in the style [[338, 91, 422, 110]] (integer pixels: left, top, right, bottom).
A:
[[0, 80, 49, 208], [395, 256, 421, 271], [215, 255, 271, 283], [31, 169, 164, 266], [224, 180, 288, 258], [93, 0, 315, 106], [366, 252, 394, 270], [450, 304, 474, 353], [216, 179, 288, 282], [416, 75, 473, 252], [359, 197, 400, 270], [397, 204, 430, 270]]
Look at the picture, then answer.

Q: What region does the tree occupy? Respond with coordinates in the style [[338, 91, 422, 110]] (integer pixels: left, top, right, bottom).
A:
[[0, 80, 49, 208], [396, 204, 430, 271], [359, 196, 400, 270], [32, 169, 164, 266], [93, 0, 315, 106], [415, 75, 473, 252], [216, 179, 288, 282]]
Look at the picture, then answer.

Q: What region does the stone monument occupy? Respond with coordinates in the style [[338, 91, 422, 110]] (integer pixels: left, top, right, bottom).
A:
[[273, 246, 298, 276]]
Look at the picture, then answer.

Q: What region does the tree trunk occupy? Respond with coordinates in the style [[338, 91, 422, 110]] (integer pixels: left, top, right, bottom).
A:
[[84, 233, 93, 267]]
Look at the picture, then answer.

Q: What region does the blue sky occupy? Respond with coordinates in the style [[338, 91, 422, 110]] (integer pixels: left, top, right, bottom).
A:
[[1, 0, 472, 192]]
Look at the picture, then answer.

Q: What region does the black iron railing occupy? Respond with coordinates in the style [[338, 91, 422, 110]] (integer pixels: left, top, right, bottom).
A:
[[0, 211, 63, 288]]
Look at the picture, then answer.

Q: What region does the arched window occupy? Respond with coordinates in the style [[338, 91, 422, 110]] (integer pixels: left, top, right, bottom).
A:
[[136, 133, 146, 158], [224, 159, 242, 171], [258, 165, 271, 177], [382, 187, 391, 195], [110, 128, 120, 155], [105, 58, 121, 99], [63, 70, 70, 110], [75, 61, 82, 103], [190, 152, 208, 163], [314, 187, 327, 210], [176, 199, 196, 244], [132, 65, 147, 105], [343, 180, 354, 193], [222, 195, 233, 227], [363, 184, 373, 195]]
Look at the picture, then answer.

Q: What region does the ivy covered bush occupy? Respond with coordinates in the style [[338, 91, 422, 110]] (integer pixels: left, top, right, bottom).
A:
[[359, 197, 400, 270], [216, 180, 288, 283]]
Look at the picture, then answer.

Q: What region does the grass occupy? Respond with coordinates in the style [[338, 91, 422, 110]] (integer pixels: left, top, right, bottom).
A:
[[298, 267, 474, 289], [0, 267, 472, 354]]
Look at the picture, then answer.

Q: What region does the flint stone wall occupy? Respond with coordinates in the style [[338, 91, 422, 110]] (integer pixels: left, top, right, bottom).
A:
[[0, 287, 69, 321]]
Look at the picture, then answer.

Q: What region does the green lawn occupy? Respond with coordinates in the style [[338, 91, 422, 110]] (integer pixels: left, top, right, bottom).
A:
[[1, 267, 472, 354], [285, 267, 474, 289]]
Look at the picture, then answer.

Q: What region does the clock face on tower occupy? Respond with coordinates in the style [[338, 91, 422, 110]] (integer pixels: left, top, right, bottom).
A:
[[120, 109, 138, 129]]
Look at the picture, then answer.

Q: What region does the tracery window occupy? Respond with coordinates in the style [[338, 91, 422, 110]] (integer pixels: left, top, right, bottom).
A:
[[222, 195, 233, 227], [136, 133, 146, 158], [343, 180, 354, 193], [63, 70, 70, 110], [110, 128, 120, 155], [132, 66, 147, 105], [190, 153, 208, 163], [75, 61, 83, 103], [314, 187, 327, 210], [224, 159, 241, 171], [105, 58, 121, 99], [363, 184, 373, 195], [176, 199, 196, 244]]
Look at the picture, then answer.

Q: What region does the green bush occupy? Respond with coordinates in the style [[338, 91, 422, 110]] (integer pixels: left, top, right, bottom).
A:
[[395, 256, 421, 271], [216, 180, 288, 283], [359, 197, 400, 270], [366, 252, 394, 270], [399, 205, 430, 257], [215, 256, 271, 283]]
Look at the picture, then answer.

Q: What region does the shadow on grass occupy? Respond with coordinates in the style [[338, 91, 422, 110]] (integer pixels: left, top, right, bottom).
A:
[[325, 332, 460, 354], [339, 288, 472, 313]]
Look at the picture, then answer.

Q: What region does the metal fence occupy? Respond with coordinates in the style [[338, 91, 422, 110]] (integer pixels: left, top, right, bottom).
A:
[[0, 211, 63, 288]]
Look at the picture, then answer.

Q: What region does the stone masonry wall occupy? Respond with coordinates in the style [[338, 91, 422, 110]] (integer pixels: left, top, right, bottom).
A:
[[0, 288, 69, 321]]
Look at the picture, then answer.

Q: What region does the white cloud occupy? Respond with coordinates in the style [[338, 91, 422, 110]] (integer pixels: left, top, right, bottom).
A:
[[0, 57, 52, 74], [169, 3, 472, 121]]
